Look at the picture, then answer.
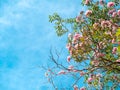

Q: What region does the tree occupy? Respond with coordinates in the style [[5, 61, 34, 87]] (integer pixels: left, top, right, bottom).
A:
[[46, 0, 120, 90]]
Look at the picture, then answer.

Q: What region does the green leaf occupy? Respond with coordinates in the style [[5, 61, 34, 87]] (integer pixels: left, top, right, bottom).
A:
[[117, 46, 120, 53], [116, 28, 120, 41], [116, 28, 120, 36]]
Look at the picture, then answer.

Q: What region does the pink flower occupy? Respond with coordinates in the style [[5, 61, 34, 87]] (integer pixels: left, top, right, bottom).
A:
[[80, 71, 85, 76], [66, 43, 71, 51], [67, 56, 71, 62], [76, 16, 81, 22], [101, 20, 111, 28], [74, 85, 78, 90], [112, 23, 119, 32], [72, 69, 78, 72], [112, 51, 116, 54], [58, 70, 66, 75], [112, 47, 117, 54], [107, 2, 115, 8], [80, 87, 86, 90], [73, 33, 81, 40], [79, 43, 83, 47], [68, 65, 74, 70], [84, 0, 90, 5], [105, 31, 112, 36], [117, 10, 120, 16], [70, 50, 73, 55], [91, 60, 99, 66], [116, 59, 120, 62], [87, 77, 93, 83], [99, 0, 104, 5], [108, 9, 116, 14], [113, 47, 117, 51], [72, 38, 77, 44], [74, 44, 79, 49], [85, 10, 92, 17], [112, 38, 115, 44], [101, 21, 106, 27], [112, 12, 117, 17], [96, 53, 105, 58], [118, 41, 120, 45], [66, 43, 70, 48]]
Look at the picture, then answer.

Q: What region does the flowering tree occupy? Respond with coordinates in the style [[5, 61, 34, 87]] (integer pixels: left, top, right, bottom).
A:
[[46, 0, 120, 90]]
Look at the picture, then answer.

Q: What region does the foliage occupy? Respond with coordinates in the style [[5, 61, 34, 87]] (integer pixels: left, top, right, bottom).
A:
[[47, 0, 120, 90]]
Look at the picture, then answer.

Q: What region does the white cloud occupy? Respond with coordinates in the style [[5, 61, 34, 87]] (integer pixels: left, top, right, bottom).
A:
[[0, 0, 81, 26], [0, 0, 83, 90]]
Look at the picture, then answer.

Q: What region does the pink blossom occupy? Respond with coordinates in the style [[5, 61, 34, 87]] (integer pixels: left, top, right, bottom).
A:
[[117, 10, 120, 16], [73, 33, 81, 41], [101, 20, 111, 28], [73, 69, 78, 72], [112, 51, 116, 54], [112, 38, 115, 44], [118, 41, 120, 45], [112, 47, 117, 54], [80, 71, 85, 76], [76, 16, 81, 22], [79, 43, 83, 47], [68, 65, 74, 70], [113, 47, 117, 51], [66, 43, 71, 51], [91, 60, 99, 66], [112, 12, 117, 17], [99, 0, 104, 5], [85, 10, 92, 17], [70, 50, 73, 55], [108, 9, 116, 14], [58, 70, 66, 75], [116, 59, 120, 62], [74, 44, 79, 49], [84, 0, 90, 5], [74, 33, 81, 37], [105, 31, 112, 36], [96, 53, 105, 58], [112, 23, 119, 32], [80, 87, 86, 90], [101, 20, 106, 27], [107, 2, 115, 8], [72, 38, 77, 44], [87, 77, 93, 83], [66, 43, 70, 48], [67, 56, 71, 62], [74, 85, 78, 90]]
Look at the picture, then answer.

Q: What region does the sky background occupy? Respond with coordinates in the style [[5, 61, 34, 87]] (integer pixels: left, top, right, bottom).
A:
[[0, 0, 84, 90]]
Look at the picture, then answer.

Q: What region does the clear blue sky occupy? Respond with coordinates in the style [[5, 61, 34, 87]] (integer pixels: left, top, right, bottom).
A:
[[0, 0, 83, 90]]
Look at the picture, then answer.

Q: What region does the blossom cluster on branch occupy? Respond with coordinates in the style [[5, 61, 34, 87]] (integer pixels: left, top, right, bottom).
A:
[[48, 0, 120, 90]]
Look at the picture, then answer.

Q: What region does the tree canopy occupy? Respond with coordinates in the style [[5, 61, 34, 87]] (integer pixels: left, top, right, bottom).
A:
[[47, 0, 120, 89]]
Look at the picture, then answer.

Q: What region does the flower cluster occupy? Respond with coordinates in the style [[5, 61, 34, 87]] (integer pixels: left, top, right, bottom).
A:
[[49, 0, 120, 89], [66, 0, 120, 89]]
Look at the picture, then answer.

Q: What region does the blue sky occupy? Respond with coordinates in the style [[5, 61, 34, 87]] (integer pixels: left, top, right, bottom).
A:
[[0, 0, 83, 90]]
